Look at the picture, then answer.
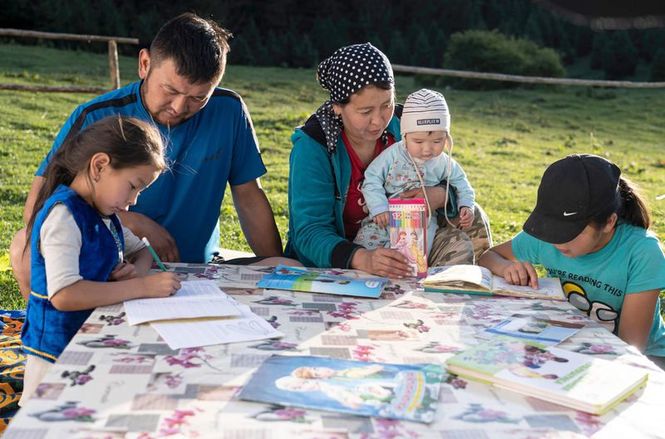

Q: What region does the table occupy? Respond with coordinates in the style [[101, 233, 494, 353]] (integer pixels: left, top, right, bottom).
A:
[[5, 263, 665, 438]]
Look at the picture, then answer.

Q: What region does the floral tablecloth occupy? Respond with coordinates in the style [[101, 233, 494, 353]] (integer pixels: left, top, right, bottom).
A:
[[5, 264, 665, 438]]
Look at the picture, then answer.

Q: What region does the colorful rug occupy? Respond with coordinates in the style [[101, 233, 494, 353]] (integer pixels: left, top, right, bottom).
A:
[[0, 310, 25, 434]]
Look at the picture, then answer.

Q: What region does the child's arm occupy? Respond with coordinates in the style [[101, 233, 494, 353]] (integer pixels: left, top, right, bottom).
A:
[[458, 206, 475, 229], [362, 147, 394, 218], [440, 156, 475, 211], [50, 273, 180, 312], [478, 241, 539, 288], [618, 290, 660, 352], [373, 212, 390, 228]]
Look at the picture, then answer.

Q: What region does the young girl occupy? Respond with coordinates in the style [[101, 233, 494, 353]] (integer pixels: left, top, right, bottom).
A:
[[354, 88, 476, 253], [20, 116, 181, 404], [479, 154, 665, 367]]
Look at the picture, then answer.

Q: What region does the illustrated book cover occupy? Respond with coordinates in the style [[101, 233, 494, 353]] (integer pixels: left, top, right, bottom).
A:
[[389, 198, 428, 278], [446, 337, 648, 415], [423, 264, 566, 300], [485, 314, 584, 345], [257, 265, 388, 298], [238, 355, 444, 423]]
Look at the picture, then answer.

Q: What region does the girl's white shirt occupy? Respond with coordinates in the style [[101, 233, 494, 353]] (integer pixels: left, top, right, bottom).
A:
[[39, 203, 145, 298]]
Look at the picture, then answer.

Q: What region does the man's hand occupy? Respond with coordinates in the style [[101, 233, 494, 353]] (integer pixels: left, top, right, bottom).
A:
[[109, 261, 138, 281], [232, 180, 283, 256], [373, 212, 389, 228], [118, 211, 180, 262]]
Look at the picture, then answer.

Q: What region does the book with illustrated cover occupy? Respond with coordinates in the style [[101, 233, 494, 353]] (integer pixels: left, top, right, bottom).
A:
[[423, 264, 566, 301], [446, 337, 648, 415], [485, 314, 584, 345], [256, 265, 388, 298], [389, 198, 428, 278], [238, 355, 444, 423]]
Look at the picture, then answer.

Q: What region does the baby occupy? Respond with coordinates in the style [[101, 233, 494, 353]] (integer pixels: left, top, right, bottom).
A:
[[354, 88, 476, 254]]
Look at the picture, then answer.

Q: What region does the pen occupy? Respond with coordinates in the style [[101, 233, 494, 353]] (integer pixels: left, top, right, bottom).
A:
[[142, 237, 168, 272]]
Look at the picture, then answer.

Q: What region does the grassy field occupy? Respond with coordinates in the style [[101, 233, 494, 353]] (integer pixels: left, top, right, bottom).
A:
[[1, 43, 665, 310]]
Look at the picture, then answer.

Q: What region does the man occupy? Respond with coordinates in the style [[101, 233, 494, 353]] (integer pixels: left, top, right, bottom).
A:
[[10, 13, 289, 299]]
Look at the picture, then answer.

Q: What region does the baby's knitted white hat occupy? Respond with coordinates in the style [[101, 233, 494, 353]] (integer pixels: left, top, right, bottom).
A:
[[400, 88, 450, 135]]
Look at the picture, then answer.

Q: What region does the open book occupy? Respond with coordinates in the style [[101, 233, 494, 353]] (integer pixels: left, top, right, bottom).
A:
[[257, 265, 388, 298], [423, 265, 566, 301], [446, 337, 648, 415], [238, 355, 444, 423]]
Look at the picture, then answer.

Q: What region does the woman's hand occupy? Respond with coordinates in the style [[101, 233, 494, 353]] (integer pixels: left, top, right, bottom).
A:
[[351, 248, 413, 278], [502, 261, 539, 288]]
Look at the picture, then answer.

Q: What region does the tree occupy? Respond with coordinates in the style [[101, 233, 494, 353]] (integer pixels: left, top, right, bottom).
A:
[[590, 33, 608, 70], [290, 34, 318, 68], [387, 31, 409, 65], [650, 49, 665, 81], [602, 31, 638, 79], [411, 30, 433, 67], [310, 17, 348, 59]]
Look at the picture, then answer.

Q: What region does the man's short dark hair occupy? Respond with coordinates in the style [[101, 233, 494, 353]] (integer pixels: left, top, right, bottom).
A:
[[150, 13, 232, 84]]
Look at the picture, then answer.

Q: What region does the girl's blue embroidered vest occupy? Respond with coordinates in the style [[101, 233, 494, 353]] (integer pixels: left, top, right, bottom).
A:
[[22, 185, 124, 363]]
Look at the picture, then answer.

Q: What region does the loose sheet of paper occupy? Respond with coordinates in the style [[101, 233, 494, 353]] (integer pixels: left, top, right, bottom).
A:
[[150, 304, 283, 349], [124, 280, 241, 325]]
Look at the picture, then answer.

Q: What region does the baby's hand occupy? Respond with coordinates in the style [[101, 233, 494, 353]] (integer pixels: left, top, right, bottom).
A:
[[503, 261, 539, 289], [109, 261, 137, 281], [373, 212, 390, 228], [458, 206, 475, 229], [143, 272, 181, 298]]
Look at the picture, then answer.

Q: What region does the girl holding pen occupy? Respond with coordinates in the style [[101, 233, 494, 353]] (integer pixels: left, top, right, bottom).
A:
[[20, 116, 181, 405]]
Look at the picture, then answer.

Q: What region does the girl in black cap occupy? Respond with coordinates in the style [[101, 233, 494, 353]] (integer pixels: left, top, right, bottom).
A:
[[285, 43, 492, 278], [479, 154, 665, 367]]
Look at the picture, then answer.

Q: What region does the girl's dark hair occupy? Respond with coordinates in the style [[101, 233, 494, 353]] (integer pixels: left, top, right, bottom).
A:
[[590, 177, 650, 229], [150, 12, 232, 84], [334, 81, 393, 105], [25, 116, 166, 252]]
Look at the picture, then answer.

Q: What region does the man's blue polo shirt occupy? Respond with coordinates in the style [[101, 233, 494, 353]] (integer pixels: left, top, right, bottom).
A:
[[36, 81, 266, 263]]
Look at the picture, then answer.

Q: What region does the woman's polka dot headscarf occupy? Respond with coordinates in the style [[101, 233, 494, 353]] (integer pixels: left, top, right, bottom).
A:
[[314, 43, 394, 153]]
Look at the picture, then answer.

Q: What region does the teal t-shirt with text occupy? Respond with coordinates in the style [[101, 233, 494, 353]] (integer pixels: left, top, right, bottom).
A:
[[512, 223, 665, 357]]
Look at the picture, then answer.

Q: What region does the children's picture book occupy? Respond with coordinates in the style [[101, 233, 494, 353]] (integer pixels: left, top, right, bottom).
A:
[[446, 337, 648, 415], [485, 314, 584, 345], [389, 198, 428, 278], [423, 264, 566, 300], [238, 355, 444, 423], [257, 265, 388, 298]]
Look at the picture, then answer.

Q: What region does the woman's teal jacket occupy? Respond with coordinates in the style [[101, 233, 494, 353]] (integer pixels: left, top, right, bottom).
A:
[[285, 114, 401, 268]]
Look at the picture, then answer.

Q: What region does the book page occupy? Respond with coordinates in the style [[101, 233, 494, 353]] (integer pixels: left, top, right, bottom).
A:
[[491, 276, 566, 300], [124, 280, 241, 325], [423, 265, 493, 291], [150, 304, 283, 349]]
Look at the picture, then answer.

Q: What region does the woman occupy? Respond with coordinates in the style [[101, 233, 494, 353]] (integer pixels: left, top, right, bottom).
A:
[[286, 43, 491, 277]]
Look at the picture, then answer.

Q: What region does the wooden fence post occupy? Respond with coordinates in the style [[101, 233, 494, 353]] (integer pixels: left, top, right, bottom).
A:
[[108, 40, 120, 89]]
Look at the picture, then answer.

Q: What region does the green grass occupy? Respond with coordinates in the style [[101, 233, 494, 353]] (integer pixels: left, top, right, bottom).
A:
[[2, 42, 665, 311]]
